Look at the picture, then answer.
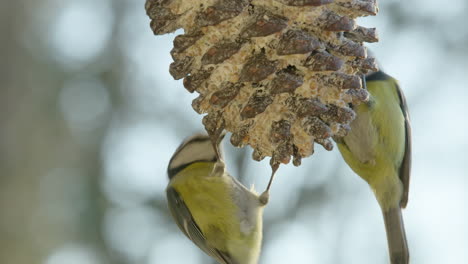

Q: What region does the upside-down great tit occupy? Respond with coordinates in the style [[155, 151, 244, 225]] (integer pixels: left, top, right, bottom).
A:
[[166, 134, 267, 264], [335, 70, 412, 264]]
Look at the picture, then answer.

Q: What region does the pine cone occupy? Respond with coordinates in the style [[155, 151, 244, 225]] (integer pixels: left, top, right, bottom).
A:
[[146, 0, 379, 166]]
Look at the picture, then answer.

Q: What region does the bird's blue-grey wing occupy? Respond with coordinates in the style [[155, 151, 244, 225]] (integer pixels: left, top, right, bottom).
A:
[[395, 82, 411, 208], [166, 187, 236, 264]]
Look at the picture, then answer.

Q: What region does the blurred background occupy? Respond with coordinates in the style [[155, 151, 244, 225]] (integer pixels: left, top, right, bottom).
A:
[[1, 0, 467, 263]]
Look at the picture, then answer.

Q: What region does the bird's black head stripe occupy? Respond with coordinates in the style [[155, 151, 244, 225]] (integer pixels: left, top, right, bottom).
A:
[[167, 136, 217, 179], [366, 70, 390, 82], [167, 158, 217, 179]]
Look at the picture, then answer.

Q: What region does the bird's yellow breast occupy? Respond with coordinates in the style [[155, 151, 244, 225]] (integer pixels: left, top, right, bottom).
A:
[[170, 162, 262, 263], [337, 78, 406, 209]]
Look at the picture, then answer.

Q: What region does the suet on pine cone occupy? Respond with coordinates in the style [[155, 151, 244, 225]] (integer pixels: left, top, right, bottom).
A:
[[146, 0, 379, 167]]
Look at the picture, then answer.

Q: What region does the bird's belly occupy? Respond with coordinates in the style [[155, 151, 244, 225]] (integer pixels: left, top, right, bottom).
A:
[[345, 112, 377, 165]]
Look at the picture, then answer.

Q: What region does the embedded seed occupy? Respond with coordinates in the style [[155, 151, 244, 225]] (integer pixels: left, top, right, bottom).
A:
[[338, 1, 378, 16], [241, 10, 288, 38], [230, 123, 251, 147], [202, 41, 242, 65], [344, 26, 379, 43], [325, 72, 362, 90], [169, 57, 194, 80], [196, 0, 249, 27], [270, 120, 292, 143], [145, 0, 172, 11], [305, 51, 343, 72], [302, 116, 332, 139], [320, 11, 356, 32], [277, 30, 321, 55], [356, 57, 378, 73], [241, 90, 274, 119], [346, 88, 369, 104], [292, 145, 302, 166], [271, 142, 293, 165], [171, 32, 204, 58], [333, 40, 367, 58], [334, 123, 351, 137], [270, 68, 303, 94], [239, 53, 278, 83], [183, 69, 212, 92], [320, 105, 356, 124], [315, 138, 333, 150], [210, 82, 243, 108], [146, 4, 174, 20], [192, 96, 205, 114], [145, 1, 181, 35], [252, 149, 265, 161], [291, 98, 329, 117], [278, 0, 334, 6], [202, 112, 225, 141]]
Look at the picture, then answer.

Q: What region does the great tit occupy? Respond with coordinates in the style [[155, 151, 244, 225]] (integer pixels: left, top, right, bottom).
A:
[[166, 134, 267, 264], [335, 70, 411, 264]]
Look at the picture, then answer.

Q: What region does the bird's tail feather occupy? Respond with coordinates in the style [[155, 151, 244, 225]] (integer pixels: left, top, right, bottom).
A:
[[382, 207, 409, 264]]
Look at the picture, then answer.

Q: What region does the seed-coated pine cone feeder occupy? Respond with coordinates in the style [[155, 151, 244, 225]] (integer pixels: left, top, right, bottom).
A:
[[146, 0, 379, 167]]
